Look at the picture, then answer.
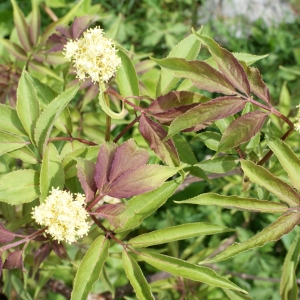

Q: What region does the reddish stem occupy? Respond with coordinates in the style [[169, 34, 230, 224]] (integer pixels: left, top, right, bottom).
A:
[[48, 137, 97, 146], [113, 116, 140, 143]]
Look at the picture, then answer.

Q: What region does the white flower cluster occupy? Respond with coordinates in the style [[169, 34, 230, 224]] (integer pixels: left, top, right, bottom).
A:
[[32, 188, 90, 244], [295, 104, 300, 132], [64, 27, 121, 83]]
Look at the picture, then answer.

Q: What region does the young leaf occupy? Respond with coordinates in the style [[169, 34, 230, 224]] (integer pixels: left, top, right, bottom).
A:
[[71, 235, 109, 300], [16, 70, 40, 144], [122, 251, 155, 300], [40, 144, 64, 203], [241, 62, 270, 104], [7, 146, 38, 164], [280, 232, 300, 300], [116, 49, 140, 111], [203, 211, 300, 264], [114, 179, 180, 233], [0, 225, 16, 243], [0, 170, 39, 205], [76, 158, 96, 202], [33, 243, 51, 277], [166, 96, 246, 140], [241, 160, 300, 207], [232, 53, 269, 65], [223, 289, 254, 300], [34, 85, 79, 155], [140, 251, 247, 293], [0, 104, 27, 136], [156, 29, 202, 96], [267, 138, 300, 191], [139, 114, 180, 166], [108, 165, 179, 198], [279, 81, 291, 116], [94, 204, 126, 228], [217, 111, 268, 154], [3, 250, 24, 271], [0, 38, 27, 61], [11, 0, 32, 51], [0, 131, 28, 157], [196, 156, 238, 174], [29, 2, 41, 45], [175, 193, 289, 214], [193, 32, 250, 96], [153, 57, 236, 95], [128, 222, 234, 248]]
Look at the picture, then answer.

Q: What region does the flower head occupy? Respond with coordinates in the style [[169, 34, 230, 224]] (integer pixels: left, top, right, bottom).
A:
[[63, 26, 121, 83], [32, 188, 90, 244]]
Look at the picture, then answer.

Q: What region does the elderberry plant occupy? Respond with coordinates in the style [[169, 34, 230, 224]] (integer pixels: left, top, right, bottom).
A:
[[0, 1, 300, 300]]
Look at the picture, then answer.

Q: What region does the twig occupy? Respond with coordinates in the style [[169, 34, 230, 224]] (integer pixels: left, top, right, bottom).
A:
[[41, 3, 58, 22]]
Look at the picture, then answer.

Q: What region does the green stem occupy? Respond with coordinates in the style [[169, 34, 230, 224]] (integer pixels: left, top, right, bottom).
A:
[[100, 83, 111, 142]]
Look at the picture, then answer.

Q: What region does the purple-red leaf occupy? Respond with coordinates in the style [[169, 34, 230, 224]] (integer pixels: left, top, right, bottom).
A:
[[217, 111, 268, 154], [109, 139, 149, 182], [153, 57, 237, 95], [55, 24, 72, 38], [3, 250, 24, 271], [139, 114, 179, 166], [0, 225, 16, 243], [94, 204, 126, 228], [51, 241, 69, 260], [33, 243, 51, 276], [0, 256, 2, 278], [108, 164, 178, 198], [77, 158, 97, 202], [146, 91, 208, 124], [70, 15, 96, 39], [193, 32, 250, 96], [0, 39, 27, 61], [241, 62, 270, 104], [46, 34, 68, 53], [94, 142, 118, 192], [166, 96, 246, 139]]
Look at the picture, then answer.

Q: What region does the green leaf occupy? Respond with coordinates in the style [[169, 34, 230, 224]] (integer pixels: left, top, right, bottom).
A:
[[71, 235, 109, 300], [11, 0, 32, 51], [40, 143, 64, 203], [123, 251, 155, 300], [153, 57, 236, 95], [128, 222, 234, 248], [156, 28, 202, 96], [29, 1, 40, 45], [28, 60, 63, 82], [0, 104, 27, 136], [0, 38, 27, 60], [140, 251, 247, 293], [232, 52, 268, 65], [0, 131, 28, 157], [223, 289, 254, 300], [241, 160, 300, 207], [203, 211, 300, 264], [193, 32, 250, 95], [280, 232, 300, 300], [172, 134, 198, 165], [0, 170, 39, 204], [166, 97, 246, 140], [34, 85, 79, 155], [196, 156, 238, 173], [114, 179, 181, 233], [116, 49, 139, 112], [279, 82, 291, 116], [217, 111, 267, 155], [176, 193, 289, 214], [16, 70, 40, 144], [7, 146, 38, 164], [193, 131, 221, 151], [268, 138, 300, 192]]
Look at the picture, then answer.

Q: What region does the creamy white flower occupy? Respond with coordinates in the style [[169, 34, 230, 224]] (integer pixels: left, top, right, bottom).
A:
[[64, 27, 121, 83], [32, 188, 90, 244]]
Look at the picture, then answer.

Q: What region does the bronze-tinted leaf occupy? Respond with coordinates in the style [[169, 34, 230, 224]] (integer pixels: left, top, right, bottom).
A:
[[0, 225, 16, 243], [241, 62, 270, 104], [193, 32, 250, 96], [70, 15, 96, 39], [217, 111, 268, 154], [33, 243, 51, 276], [94, 142, 118, 192], [3, 250, 24, 271], [94, 204, 126, 228], [139, 114, 179, 166], [51, 241, 69, 260], [109, 139, 149, 182], [77, 158, 97, 202], [166, 96, 246, 139]]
